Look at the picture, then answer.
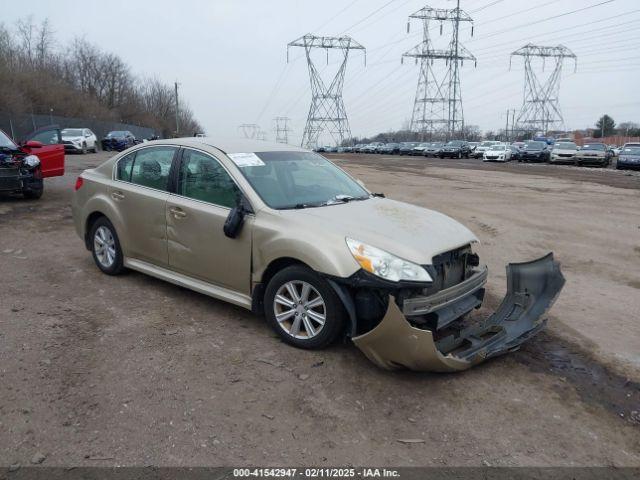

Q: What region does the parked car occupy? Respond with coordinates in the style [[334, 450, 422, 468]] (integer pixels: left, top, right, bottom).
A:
[[439, 140, 472, 159], [71, 138, 564, 372], [61, 128, 99, 154], [616, 145, 640, 170], [0, 126, 65, 199], [378, 143, 400, 155], [509, 145, 521, 161], [423, 142, 444, 157], [324, 146, 338, 153], [102, 131, 136, 152], [361, 143, 382, 154], [397, 142, 417, 155], [519, 141, 550, 163], [473, 141, 500, 159], [575, 143, 612, 167], [353, 144, 366, 153], [549, 141, 579, 164], [468, 142, 479, 152], [482, 144, 511, 162], [411, 142, 431, 156]]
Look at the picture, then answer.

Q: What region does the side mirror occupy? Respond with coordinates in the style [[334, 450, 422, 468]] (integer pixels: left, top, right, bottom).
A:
[[24, 140, 43, 149], [224, 205, 246, 238]]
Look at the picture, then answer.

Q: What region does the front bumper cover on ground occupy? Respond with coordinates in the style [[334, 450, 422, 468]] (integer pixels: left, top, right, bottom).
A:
[[352, 253, 565, 372]]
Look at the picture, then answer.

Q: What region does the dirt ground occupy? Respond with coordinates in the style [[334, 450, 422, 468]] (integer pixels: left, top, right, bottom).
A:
[[0, 151, 639, 468]]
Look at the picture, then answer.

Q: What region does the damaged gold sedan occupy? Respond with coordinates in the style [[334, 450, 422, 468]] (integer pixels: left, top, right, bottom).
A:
[[72, 138, 565, 372]]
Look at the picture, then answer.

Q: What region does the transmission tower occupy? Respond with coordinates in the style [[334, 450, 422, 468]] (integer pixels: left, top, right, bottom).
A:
[[287, 34, 365, 148], [273, 116, 292, 144], [510, 44, 577, 137], [403, 2, 475, 141], [238, 123, 260, 139]]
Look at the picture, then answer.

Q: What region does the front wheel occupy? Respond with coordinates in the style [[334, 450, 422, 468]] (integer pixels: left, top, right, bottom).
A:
[[90, 217, 124, 275], [23, 178, 43, 199], [264, 265, 346, 349]]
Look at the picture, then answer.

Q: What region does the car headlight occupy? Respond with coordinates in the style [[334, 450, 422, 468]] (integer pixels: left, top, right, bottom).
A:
[[23, 155, 40, 168], [346, 238, 432, 283]]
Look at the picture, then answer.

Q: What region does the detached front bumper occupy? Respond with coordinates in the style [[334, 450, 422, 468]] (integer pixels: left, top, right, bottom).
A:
[[352, 253, 565, 372]]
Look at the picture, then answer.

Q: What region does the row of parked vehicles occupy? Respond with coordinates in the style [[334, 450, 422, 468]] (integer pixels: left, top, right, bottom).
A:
[[60, 128, 143, 153], [319, 139, 639, 170], [0, 124, 156, 200]]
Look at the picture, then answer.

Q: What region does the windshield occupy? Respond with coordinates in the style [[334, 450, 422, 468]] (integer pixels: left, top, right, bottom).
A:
[[62, 129, 84, 137], [480, 141, 496, 147], [525, 141, 545, 150], [239, 151, 369, 210], [107, 131, 127, 137], [490, 145, 507, 150], [555, 142, 577, 150], [446, 141, 464, 146], [0, 129, 18, 149], [622, 147, 640, 155], [582, 144, 605, 151]]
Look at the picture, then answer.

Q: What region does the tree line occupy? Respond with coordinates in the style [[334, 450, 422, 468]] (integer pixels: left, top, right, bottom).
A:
[[0, 17, 202, 138]]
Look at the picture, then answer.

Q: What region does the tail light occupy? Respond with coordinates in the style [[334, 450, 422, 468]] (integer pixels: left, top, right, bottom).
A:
[[74, 176, 84, 191]]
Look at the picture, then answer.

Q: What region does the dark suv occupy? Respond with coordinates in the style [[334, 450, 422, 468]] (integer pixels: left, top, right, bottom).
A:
[[439, 140, 472, 159], [520, 141, 551, 163]]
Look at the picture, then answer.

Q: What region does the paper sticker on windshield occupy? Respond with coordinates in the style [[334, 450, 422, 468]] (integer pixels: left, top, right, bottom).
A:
[[227, 152, 265, 168]]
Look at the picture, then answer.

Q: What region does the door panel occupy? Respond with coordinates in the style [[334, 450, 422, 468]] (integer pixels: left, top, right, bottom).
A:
[[23, 127, 65, 177], [167, 148, 251, 294], [111, 146, 177, 266], [167, 195, 252, 294]]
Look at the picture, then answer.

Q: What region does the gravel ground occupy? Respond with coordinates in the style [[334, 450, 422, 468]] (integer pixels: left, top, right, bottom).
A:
[[0, 151, 638, 468]]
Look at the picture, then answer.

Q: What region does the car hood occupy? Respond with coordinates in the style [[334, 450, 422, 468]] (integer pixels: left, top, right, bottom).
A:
[[552, 149, 577, 154], [281, 197, 478, 265], [620, 154, 640, 160], [486, 149, 506, 154], [580, 150, 605, 155]]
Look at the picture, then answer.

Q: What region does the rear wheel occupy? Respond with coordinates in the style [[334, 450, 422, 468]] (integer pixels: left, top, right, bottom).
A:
[[90, 217, 124, 275], [264, 265, 346, 349]]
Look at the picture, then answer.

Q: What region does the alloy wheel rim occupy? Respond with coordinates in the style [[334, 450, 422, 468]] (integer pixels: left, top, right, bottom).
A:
[[94, 226, 116, 268], [273, 281, 326, 340]]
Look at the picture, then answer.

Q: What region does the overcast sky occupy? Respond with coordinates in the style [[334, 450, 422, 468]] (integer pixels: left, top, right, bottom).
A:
[[4, 0, 639, 144]]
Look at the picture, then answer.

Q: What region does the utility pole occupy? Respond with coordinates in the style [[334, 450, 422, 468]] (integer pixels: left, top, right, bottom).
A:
[[274, 116, 292, 144], [510, 45, 576, 138], [288, 34, 365, 148], [174, 81, 180, 136], [505, 109, 510, 142], [403, 4, 475, 141]]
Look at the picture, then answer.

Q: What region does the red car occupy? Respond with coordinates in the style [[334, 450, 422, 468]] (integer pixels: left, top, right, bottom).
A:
[[0, 125, 65, 199]]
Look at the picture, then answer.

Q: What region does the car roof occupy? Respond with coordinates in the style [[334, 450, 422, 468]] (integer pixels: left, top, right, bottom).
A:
[[148, 137, 308, 154]]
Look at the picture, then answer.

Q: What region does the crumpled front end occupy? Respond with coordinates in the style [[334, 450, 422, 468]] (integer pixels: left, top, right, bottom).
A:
[[352, 253, 565, 372]]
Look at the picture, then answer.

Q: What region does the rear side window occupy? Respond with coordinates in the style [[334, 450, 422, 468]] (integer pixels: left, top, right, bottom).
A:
[[130, 147, 176, 191], [178, 149, 240, 208], [116, 152, 135, 181]]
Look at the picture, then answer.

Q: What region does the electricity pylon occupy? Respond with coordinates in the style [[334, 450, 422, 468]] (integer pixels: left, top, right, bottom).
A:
[[510, 44, 577, 137], [274, 116, 292, 144], [403, 2, 475, 141], [287, 34, 365, 148], [238, 124, 260, 139]]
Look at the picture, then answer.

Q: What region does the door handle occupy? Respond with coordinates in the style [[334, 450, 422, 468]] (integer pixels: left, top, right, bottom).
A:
[[169, 207, 187, 219], [111, 191, 125, 200]]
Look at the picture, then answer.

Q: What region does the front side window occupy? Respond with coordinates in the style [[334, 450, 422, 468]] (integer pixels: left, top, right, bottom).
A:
[[238, 151, 369, 210], [178, 149, 240, 208], [0, 129, 18, 149], [29, 129, 60, 145], [130, 147, 176, 191]]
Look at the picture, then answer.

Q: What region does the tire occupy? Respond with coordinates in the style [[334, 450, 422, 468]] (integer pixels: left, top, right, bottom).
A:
[[23, 178, 43, 199], [81, 142, 87, 154], [89, 216, 124, 275], [92, 142, 99, 153], [264, 265, 346, 349], [457, 152, 462, 159]]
